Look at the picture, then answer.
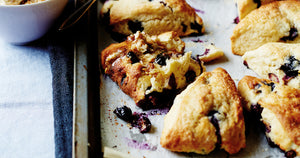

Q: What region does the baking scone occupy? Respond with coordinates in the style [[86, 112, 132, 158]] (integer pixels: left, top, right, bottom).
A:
[[231, 1, 300, 56], [238, 76, 300, 157], [100, 0, 205, 38], [101, 31, 205, 110], [236, 0, 298, 20], [242, 42, 300, 89], [160, 68, 245, 154]]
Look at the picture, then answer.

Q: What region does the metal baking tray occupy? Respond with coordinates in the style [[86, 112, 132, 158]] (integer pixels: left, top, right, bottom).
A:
[[98, 0, 286, 157], [73, 0, 100, 157]]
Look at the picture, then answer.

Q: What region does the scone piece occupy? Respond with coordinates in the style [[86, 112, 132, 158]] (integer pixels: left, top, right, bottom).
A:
[[238, 76, 300, 157], [197, 44, 224, 63], [243, 42, 300, 89], [101, 31, 205, 110], [100, 0, 204, 37], [236, 0, 296, 20], [160, 68, 245, 154], [231, 1, 300, 56]]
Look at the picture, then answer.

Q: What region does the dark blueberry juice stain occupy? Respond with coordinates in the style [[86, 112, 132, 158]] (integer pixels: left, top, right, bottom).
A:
[[254, 83, 261, 90], [193, 8, 205, 14], [155, 53, 168, 66], [198, 49, 210, 57], [127, 52, 140, 64], [137, 89, 178, 110], [110, 32, 128, 42], [265, 136, 278, 148], [159, 1, 167, 6], [254, 83, 262, 93], [262, 81, 275, 91], [234, 16, 240, 24], [168, 73, 177, 89], [281, 28, 298, 41], [250, 104, 263, 119], [268, 73, 279, 83], [243, 60, 249, 69], [113, 106, 152, 133], [181, 23, 187, 33], [185, 70, 196, 84], [265, 124, 271, 133], [253, 0, 261, 8], [191, 38, 203, 43], [20, 0, 29, 5], [103, 9, 111, 25], [126, 138, 157, 151], [208, 110, 222, 148], [190, 22, 203, 35], [280, 56, 299, 83], [128, 20, 144, 33], [285, 150, 297, 158]]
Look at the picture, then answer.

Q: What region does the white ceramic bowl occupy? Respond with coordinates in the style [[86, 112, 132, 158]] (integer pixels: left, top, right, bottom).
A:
[[0, 0, 68, 44]]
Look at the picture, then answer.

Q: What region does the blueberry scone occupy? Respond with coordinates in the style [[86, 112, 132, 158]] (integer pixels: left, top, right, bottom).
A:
[[160, 68, 245, 154], [236, 0, 298, 20], [101, 31, 205, 110], [0, 0, 45, 5], [238, 76, 300, 157], [231, 1, 300, 56], [243, 42, 300, 89], [100, 0, 205, 38]]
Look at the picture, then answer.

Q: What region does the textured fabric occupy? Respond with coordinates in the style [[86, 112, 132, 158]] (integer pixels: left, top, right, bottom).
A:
[[48, 1, 75, 157], [49, 38, 74, 158]]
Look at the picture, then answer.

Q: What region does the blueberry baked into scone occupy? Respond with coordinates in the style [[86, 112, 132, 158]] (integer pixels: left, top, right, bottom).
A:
[[160, 68, 246, 154], [101, 31, 205, 110], [242, 42, 300, 89], [100, 0, 205, 38], [236, 0, 297, 20], [238, 76, 300, 157], [231, 1, 300, 56]]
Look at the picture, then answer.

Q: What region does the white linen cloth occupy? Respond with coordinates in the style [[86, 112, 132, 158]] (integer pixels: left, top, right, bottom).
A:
[[0, 39, 54, 158]]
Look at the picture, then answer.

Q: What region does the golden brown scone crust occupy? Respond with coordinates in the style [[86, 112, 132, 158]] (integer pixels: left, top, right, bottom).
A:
[[242, 42, 300, 89], [236, 0, 298, 20], [100, 0, 204, 37], [101, 31, 205, 110], [231, 1, 300, 56], [160, 68, 245, 155], [238, 76, 300, 156]]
